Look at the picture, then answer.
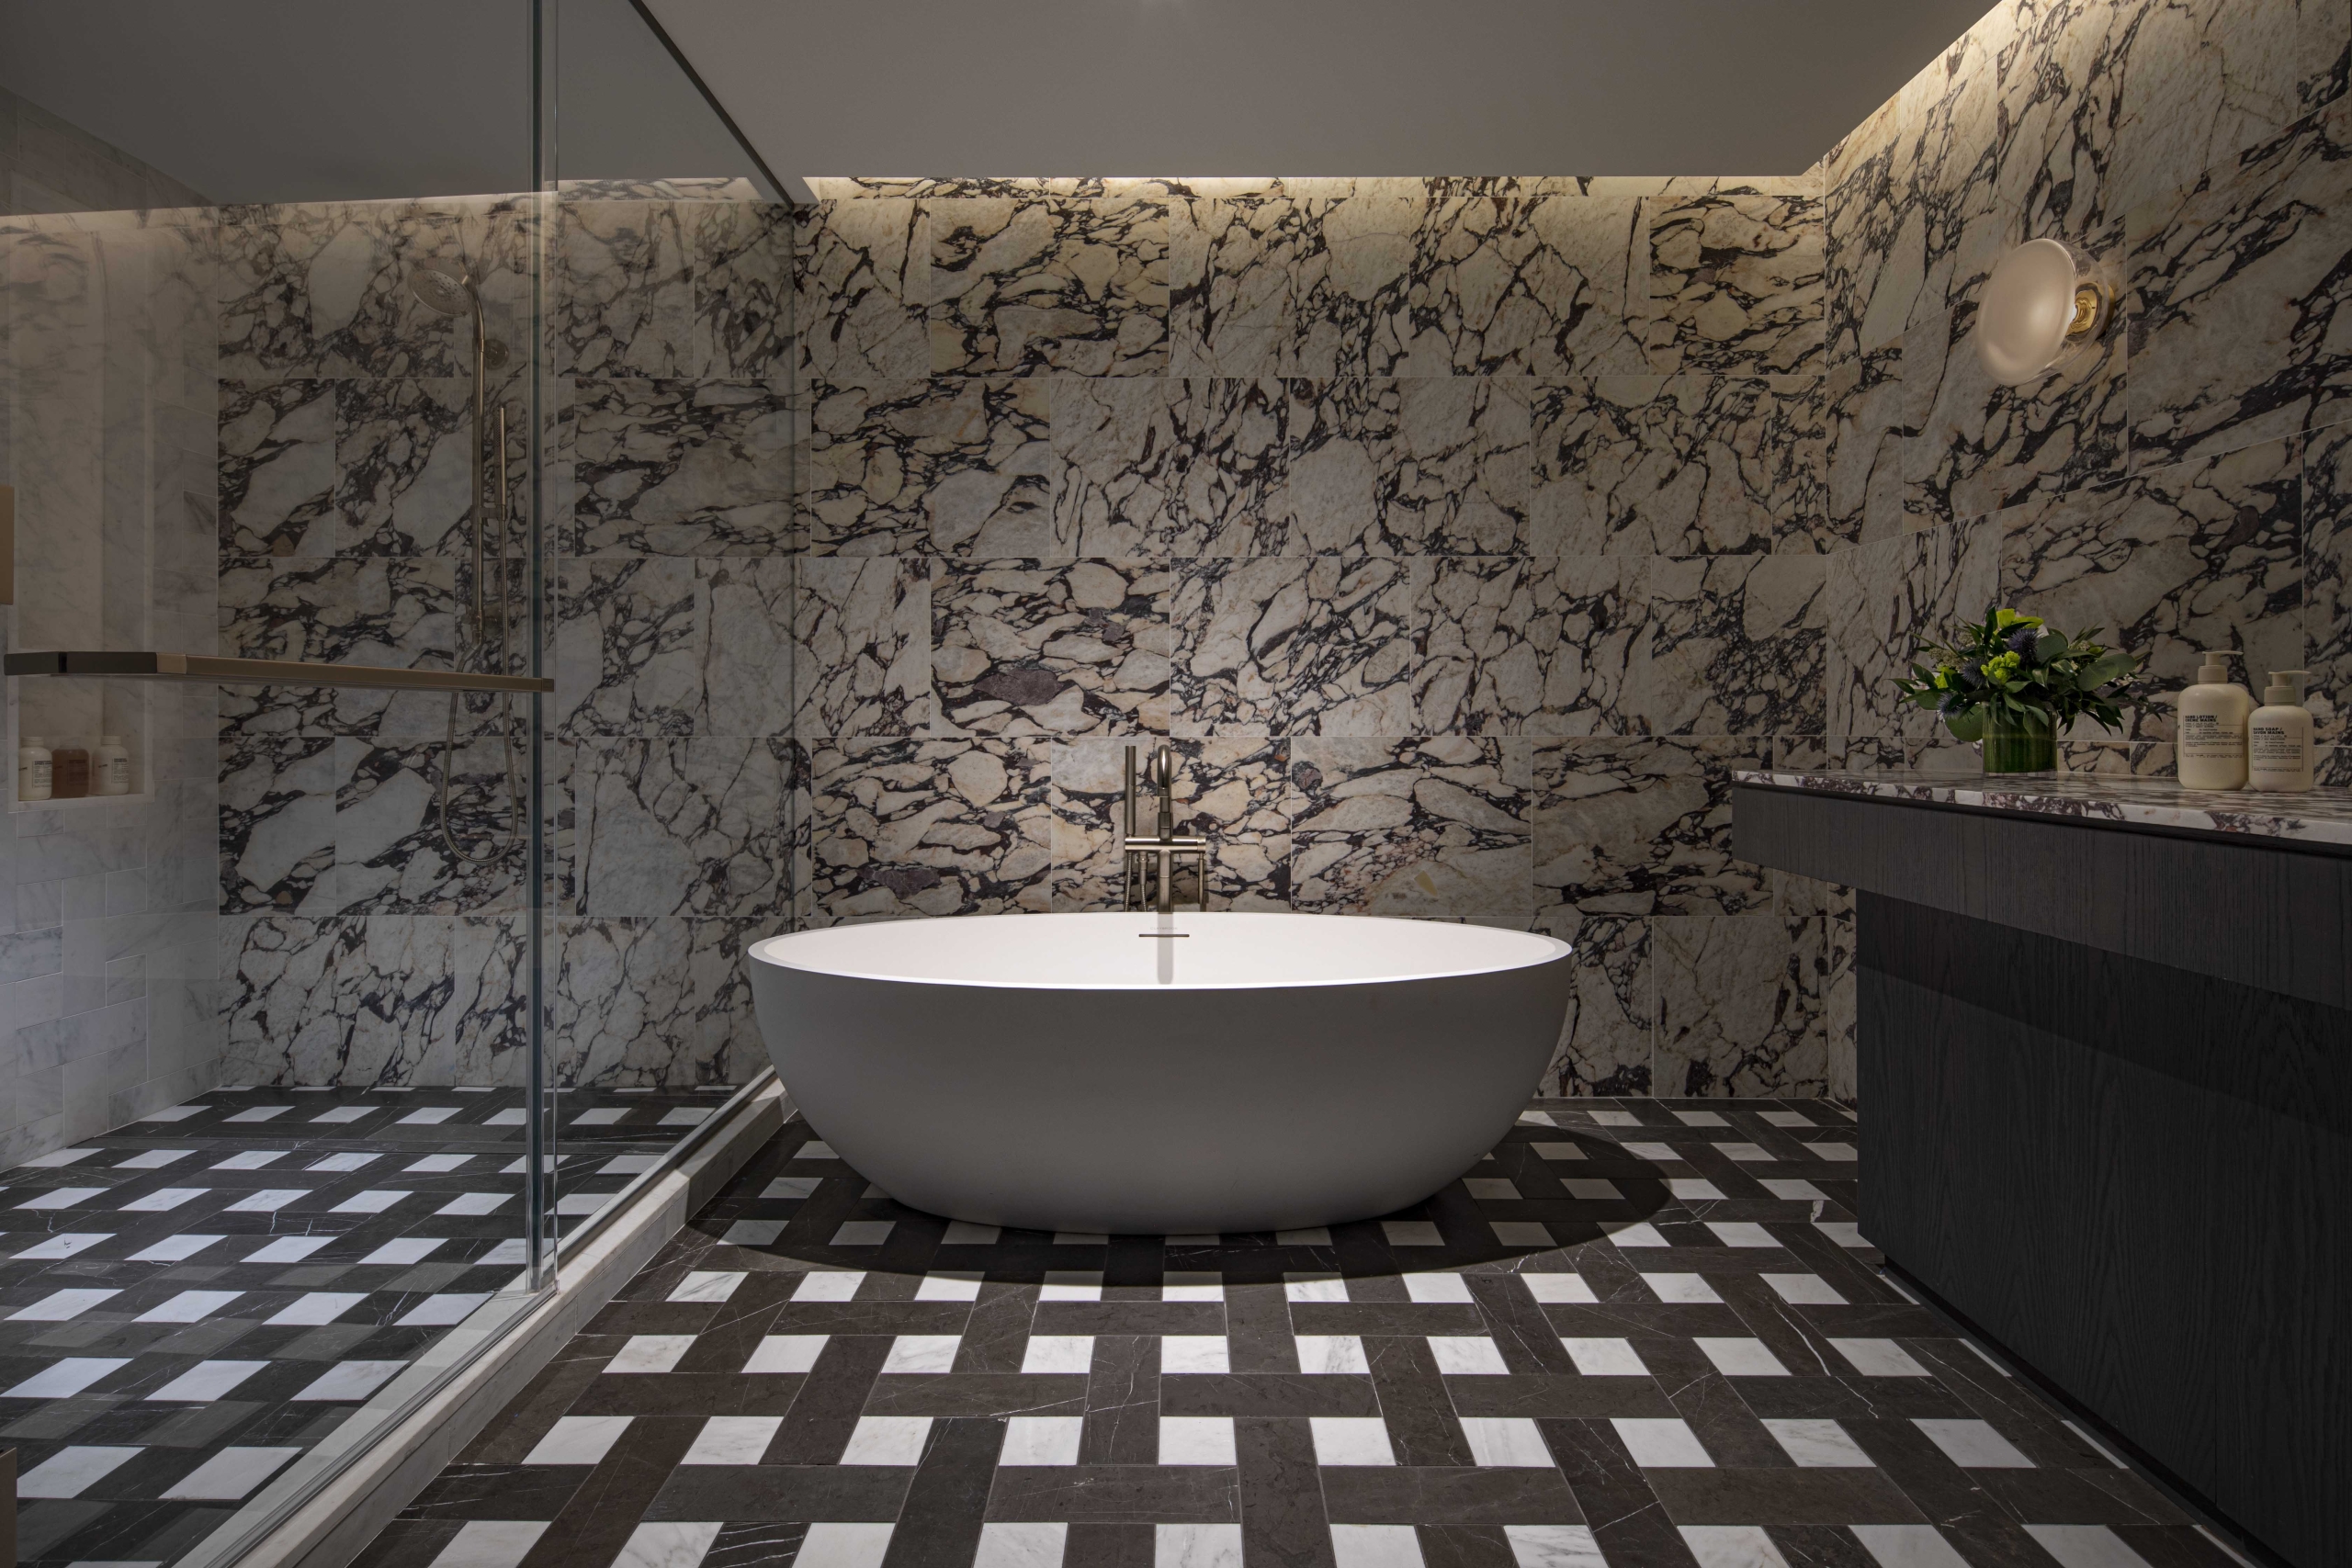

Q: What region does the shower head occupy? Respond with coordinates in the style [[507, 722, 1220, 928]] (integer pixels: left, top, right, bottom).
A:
[[407, 258, 476, 317]]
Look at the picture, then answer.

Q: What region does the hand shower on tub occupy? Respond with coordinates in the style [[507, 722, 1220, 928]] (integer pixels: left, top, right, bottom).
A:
[[406, 259, 523, 864], [1121, 743, 1209, 915]]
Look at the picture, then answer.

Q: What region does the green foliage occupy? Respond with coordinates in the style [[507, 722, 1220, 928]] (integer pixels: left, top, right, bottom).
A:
[[1892, 604, 2147, 745]]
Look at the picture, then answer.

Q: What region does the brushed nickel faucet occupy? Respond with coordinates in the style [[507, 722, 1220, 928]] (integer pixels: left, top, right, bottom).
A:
[[1123, 743, 1209, 915]]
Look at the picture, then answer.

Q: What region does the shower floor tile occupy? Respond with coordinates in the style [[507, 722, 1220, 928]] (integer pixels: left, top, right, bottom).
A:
[[0, 1081, 734, 1568], [352, 1099, 2235, 1568]]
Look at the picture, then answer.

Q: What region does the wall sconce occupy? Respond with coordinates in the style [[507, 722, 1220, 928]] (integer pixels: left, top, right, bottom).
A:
[[1976, 238, 2109, 386]]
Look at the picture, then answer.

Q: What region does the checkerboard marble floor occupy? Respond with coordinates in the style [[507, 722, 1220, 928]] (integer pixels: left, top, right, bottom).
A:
[[354, 1099, 2238, 1568], [0, 1083, 730, 1567]]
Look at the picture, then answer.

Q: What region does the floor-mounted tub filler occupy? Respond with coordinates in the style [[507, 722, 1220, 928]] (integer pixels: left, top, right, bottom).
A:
[[748, 912, 1574, 1234]]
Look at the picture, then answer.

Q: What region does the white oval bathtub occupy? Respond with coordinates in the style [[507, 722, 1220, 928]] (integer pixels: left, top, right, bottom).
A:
[[746, 912, 1573, 1234]]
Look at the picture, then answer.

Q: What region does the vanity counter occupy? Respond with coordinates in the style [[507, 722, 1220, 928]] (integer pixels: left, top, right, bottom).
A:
[[1732, 769, 2350, 1568]]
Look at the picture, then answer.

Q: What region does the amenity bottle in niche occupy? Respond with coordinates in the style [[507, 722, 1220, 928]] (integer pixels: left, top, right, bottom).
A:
[[93, 735, 130, 796], [2247, 671, 2314, 792], [17, 736, 51, 802], [2177, 650, 2253, 790]]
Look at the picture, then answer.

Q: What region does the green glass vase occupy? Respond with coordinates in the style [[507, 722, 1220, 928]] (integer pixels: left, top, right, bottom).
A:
[[1982, 715, 2057, 773]]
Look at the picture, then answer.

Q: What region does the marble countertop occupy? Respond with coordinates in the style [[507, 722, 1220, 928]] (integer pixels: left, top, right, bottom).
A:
[[1733, 769, 2352, 849]]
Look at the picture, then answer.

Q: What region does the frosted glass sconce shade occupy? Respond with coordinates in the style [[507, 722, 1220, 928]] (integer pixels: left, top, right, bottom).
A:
[[1977, 238, 2109, 386]]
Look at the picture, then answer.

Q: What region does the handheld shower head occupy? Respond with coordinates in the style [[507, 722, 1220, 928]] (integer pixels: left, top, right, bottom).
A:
[[407, 258, 476, 317]]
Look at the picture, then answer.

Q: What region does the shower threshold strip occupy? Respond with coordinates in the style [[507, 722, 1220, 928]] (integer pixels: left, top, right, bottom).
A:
[[5, 650, 552, 694]]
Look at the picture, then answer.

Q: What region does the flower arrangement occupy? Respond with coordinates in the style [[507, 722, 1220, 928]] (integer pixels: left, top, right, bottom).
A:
[[1894, 605, 2143, 773]]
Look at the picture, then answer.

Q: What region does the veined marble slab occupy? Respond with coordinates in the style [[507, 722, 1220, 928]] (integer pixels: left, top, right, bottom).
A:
[[1736, 770, 2352, 849]]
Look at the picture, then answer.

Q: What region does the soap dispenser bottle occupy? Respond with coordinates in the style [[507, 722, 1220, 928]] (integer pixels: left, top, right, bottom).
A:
[[2247, 670, 2314, 792], [2177, 649, 2254, 790], [16, 735, 51, 803]]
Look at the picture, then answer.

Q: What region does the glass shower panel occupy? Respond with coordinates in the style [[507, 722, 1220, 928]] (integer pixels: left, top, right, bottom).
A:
[[539, 0, 794, 1246], [0, 4, 554, 1562]]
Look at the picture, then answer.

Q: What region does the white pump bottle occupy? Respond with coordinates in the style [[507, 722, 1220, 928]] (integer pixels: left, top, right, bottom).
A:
[[2177, 649, 2253, 790]]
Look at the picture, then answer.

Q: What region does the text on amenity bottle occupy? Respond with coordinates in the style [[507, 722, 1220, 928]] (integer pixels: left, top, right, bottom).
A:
[[2177, 649, 2252, 790], [2247, 671, 2314, 792], [17, 735, 51, 802], [93, 735, 130, 796]]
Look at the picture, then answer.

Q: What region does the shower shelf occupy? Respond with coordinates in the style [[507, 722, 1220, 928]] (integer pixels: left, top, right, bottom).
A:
[[5, 651, 552, 694]]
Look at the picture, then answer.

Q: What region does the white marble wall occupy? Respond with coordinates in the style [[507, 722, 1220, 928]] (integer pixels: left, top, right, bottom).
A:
[[1816, 0, 2352, 1088], [767, 176, 1839, 1098], [0, 89, 222, 1164], [215, 179, 797, 1089]]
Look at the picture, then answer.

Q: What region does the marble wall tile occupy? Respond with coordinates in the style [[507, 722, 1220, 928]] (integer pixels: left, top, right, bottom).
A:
[[1533, 910, 1653, 1096], [1653, 913, 1825, 1097], [220, 912, 527, 1088], [1532, 376, 1821, 555], [219, 732, 334, 914], [218, 197, 533, 382], [1996, 436, 2304, 729], [1289, 737, 1532, 917], [334, 375, 521, 558], [553, 915, 768, 1088], [1166, 378, 1532, 556], [567, 377, 797, 556], [691, 201, 795, 384], [1170, 193, 1648, 378], [1170, 557, 1430, 737], [791, 556, 930, 739], [218, 378, 334, 555], [556, 556, 808, 739], [1048, 737, 1293, 912], [334, 736, 526, 915], [553, 201, 695, 377], [2127, 100, 2352, 468], [1640, 553, 1826, 736], [1639, 182, 1825, 375], [1049, 377, 1182, 557], [804, 377, 1054, 557], [1532, 738, 1773, 919], [928, 192, 1170, 376], [220, 555, 461, 734], [932, 559, 1170, 736], [1823, 517, 2000, 739], [800, 736, 1053, 922], [2112, 0, 2352, 219], [1823, 911, 1855, 1100], [1818, 341, 1918, 546], [569, 738, 796, 919], [2301, 422, 2352, 739], [1517, 557, 1653, 737], [796, 198, 930, 389]]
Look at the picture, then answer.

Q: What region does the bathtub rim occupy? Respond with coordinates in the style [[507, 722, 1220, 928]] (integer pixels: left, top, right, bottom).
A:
[[745, 910, 1573, 992]]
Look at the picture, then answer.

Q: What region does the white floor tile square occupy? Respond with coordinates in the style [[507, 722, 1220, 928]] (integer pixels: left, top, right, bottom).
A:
[[797, 1524, 894, 1568], [1490, 1222, 1555, 1246], [1522, 1273, 1598, 1303], [426, 1520, 549, 1568], [1285, 1274, 1347, 1303], [743, 1335, 828, 1373], [1694, 1337, 1790, 1377], [831, 1221, 895, 1246], [1849, 1526, 1971, 1568], [1460, 1417, 1554, 1468], [999, 1416, 1084, 1466], [2020, 1525, 2154, 1568], [1294, 1335, 1370, 1374], [1310, 1417, 1396, 1466], [1704, 1222, 1779, 1247], [1329, 1524, 1423, 1568], [9, 1288, 119, 1321], [1380, 1220, 1442, 1247], [840, 1416, 931, 1465], [134, 1290, 242, 1324], [1914, 1418, 2034, 1468], [1763, 1418, 1874, 1468], [796, 1270, 865, 1301], [395, 1293, 489, 1326], [607, 1336, 696, 1374], [881, 1335, 962, 1374], [1679, 1525, 1790, 1568], [161, 1445, 300, 1500], [1611, 1417, 1713, 1467], [1040, 1272, 1102, 1301], [1565, 1179, 1623, 1201], [1640, 1272, 1721, 1303], [293, 1359, 406, 1401], [1531, 1144, 1586, 1161], [5, 1358, 127, 1399], [148, 1359, 267, 1401], [611, 1521, 722, 1568], [1160, 1336, 1229, 1373], [1764, 1273, 1848, 1304], [1669, 1179, 1725, 1201], [1428, 1336, 1510, 1374], [1761, 1179, 1826, 1201], [763, 1177, 822, 1200], [916, 1271, 984, 1302], [1610, 1223, 1670, 1247], [1155, 1523, 1242, 1568], [975, 1522, 1068, 1568], [1403, 1272, 1474, 1303], [1502, 1524, 1606, 1568], [14, 1234, 109, 1260], [683, 1416, 784, 1465], [245, 1235, 333, 1264], [667, 1271, 745, 1303], [1162, 1272, 1222, 1302], [1159, 1416, 1237, 1465], [525, 1415, 634, 1464], [1561, 1337, 1646, 1375], [1832, 1338, 1930, 1377], [1021, 1336, 1094, 1374], [17, 1445, 141, 1498]]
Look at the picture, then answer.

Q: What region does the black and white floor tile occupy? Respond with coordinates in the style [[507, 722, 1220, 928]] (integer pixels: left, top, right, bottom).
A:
[[353, 1100, 2236, 1568], [0, 1084, 729, 1568]]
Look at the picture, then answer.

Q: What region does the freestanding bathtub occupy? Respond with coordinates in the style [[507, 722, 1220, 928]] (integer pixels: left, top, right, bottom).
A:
[[746, 912, 1574, 1234]]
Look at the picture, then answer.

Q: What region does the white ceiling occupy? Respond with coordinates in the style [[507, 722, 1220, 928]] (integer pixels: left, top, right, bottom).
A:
[[649, 0, 1997, 180]]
